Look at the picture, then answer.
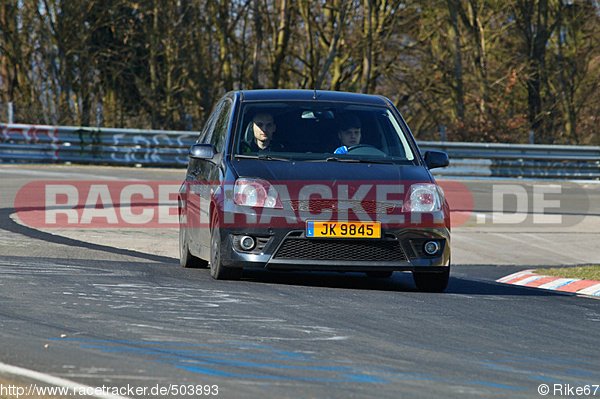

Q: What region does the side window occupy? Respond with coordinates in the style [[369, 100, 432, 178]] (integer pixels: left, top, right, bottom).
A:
[[210, 99, 233, 153], [197, 102, 222, 144]]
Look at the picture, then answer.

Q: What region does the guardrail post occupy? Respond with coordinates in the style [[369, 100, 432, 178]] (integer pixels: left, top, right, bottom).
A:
[[7, 102, 14, 124], [96, 103, 103, 127], [529, 130, 534, 144]]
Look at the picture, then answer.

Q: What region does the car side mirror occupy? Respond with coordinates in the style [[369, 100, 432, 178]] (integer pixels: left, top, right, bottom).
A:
[[424, 151, 450, 169], [189, 143, 217, 160]]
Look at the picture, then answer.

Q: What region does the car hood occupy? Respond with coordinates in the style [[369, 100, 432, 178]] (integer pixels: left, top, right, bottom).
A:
[[230, 158, 434, 184]]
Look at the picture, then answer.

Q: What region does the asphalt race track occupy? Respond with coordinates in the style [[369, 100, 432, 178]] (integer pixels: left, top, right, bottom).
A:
[[1, 164, 600, 398]]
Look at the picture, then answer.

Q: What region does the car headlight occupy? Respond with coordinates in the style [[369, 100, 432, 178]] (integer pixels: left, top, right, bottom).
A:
[[234, 178, 283, 209], [401, 183, 443, 212]]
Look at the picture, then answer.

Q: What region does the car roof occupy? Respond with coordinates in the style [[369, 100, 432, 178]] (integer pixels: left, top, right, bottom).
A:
[[238, 89, 391, 106]]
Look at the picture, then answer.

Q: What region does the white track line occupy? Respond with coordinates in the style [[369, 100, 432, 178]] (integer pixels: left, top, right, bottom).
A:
[[0, 362, 131, 399]]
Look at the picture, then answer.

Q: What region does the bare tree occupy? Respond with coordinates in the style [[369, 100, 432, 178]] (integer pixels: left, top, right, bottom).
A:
[[2, 0, 600, 145]]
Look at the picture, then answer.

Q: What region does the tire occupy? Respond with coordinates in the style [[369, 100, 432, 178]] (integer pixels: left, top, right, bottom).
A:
[[179, 213, 208, 268], [210, 214, 242, 280], [366, 271, 393, 279], [412, 268, 450, 292]]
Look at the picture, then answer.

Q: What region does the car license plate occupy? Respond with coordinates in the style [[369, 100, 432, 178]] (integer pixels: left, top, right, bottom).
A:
[[306, 221, 381, 238]]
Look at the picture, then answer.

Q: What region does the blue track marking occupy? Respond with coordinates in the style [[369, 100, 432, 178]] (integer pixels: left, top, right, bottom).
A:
[[53, 338, 529, 390]]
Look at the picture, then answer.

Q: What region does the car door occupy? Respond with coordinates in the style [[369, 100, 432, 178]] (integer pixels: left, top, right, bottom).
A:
[[186, 100, 222, 255], [189, 97, 234, 253]]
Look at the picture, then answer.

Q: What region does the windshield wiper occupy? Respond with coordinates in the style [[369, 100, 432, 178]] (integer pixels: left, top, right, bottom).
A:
[[235, 153, 291, 161], [324, 157, 394, 164], [325, 157, 360, 163]]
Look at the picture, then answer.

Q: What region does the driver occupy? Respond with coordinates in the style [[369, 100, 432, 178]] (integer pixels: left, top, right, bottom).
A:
[[334, 115, 361, 154], [240, 112, 285, 153]]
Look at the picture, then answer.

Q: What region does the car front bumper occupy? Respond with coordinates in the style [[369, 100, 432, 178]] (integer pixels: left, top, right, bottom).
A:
[[218, 225, 450, 273]]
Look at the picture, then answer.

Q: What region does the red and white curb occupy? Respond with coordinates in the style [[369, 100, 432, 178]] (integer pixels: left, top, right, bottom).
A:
[[497, 269, 600, 297]]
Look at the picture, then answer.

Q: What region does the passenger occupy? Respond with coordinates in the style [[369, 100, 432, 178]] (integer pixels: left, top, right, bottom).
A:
[[334, 115, 362, 154], [240, 112, 285, 152]]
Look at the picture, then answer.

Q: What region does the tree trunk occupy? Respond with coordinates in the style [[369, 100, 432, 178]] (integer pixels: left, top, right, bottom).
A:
[[446, 0, 465, 119], [269, 0, 292, 88], [360, 0, 373, 94]]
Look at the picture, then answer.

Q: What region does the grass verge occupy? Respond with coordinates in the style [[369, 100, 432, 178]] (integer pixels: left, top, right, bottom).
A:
[[534, 265, 600, 281]]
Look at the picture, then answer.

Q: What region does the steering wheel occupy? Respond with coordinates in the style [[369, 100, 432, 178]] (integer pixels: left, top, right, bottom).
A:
[[346, 144, 386, 156]]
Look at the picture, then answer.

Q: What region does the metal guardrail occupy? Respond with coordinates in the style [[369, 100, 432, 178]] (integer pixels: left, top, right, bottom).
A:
[[1, 123, 599, 179], [418, 141, 600, 179], [0, 123, 197, 166]]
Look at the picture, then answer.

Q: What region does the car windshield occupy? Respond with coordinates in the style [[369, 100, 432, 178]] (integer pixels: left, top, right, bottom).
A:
[[233, 102, 416, 164]]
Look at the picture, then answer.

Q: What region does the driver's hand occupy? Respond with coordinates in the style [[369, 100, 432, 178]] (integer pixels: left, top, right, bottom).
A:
[[334, 146, 348, 154]]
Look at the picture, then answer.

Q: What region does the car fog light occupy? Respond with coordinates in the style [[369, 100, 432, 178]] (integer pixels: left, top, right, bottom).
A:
[[423, 241, 440, 255], [240, 235, 256, 251]]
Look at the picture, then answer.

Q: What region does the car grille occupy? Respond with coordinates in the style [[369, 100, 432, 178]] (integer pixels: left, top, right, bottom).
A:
[[273, 237, 407, 262], [287, 200, 396, 214]]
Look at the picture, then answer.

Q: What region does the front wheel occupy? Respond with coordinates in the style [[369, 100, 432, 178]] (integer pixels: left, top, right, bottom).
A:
[[179, 213, 208, 268], [210, 215, 242, 280], [412, 268, 450, 292]]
